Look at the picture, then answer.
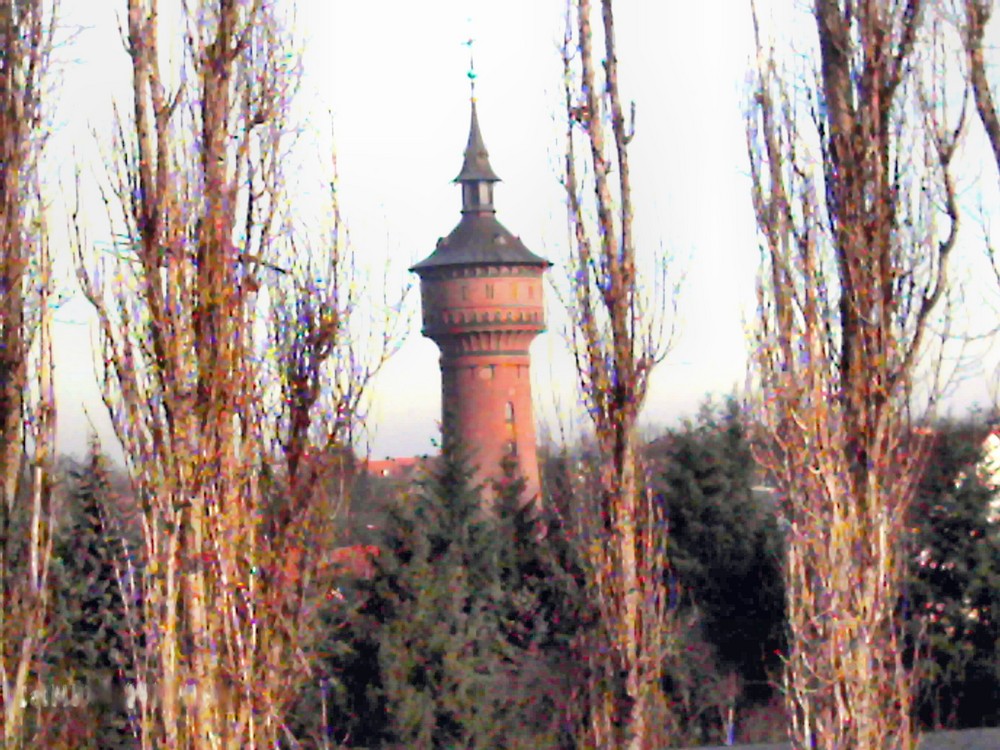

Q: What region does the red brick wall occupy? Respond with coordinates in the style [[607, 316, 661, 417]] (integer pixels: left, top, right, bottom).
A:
[[421, 266, 546, 503], [441, 354, 541, 502]]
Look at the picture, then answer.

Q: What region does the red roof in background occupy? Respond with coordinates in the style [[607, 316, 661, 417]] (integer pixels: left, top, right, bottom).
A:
[[325, 544, 380, 580], [365, 456, 423, 479]]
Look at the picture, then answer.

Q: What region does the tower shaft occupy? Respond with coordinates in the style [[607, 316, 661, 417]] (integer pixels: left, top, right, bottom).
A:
[[420, 264, 545, 500]]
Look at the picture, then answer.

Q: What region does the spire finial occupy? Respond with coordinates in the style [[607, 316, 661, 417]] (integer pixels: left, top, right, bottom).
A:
[[455, 17, 498, 186], [464, 34, 477, 101]]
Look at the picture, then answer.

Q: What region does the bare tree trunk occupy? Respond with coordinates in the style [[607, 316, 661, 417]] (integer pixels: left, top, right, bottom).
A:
[[562, 1, 674, 747], [76, 4, 400, 747], [964, 1, 1000, 178], [0, 1, 58, 746], [0, 0, 55, 527], [961, 0, 1000, 295], [748, 2, 961, 748]]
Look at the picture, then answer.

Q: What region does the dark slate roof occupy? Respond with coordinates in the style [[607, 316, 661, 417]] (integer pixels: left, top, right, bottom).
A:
[[680, 727, 1000, 750], [455, 100, 500, 183], [410, 213, 550, 272]]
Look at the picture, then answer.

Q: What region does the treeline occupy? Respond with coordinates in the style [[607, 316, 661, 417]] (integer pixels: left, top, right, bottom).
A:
[[4, 1, 1000, 748], [36, 399, 999, 747]]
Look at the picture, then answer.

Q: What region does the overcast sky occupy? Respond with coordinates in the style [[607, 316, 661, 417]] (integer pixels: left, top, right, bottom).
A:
[[45, 2, 1000, 462]]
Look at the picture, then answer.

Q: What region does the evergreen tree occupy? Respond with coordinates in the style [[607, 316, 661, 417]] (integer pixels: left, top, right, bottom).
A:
[[492, 454, 593, 747], [49, 441, 137, 748], [296, 445, 594, 747], [492, 454, 541, 653], [908, 418, 1000, 729], [364, 437, 519, 748], [285, 600, 377, 748], [648, 398, 785, 705]]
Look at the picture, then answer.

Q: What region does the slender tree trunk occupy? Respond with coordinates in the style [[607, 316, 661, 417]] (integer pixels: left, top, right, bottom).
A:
[[78, 2, 292, 745], [0, 1, 57, 746], [77, 4, 400, 746], [748, 2, 961, 748], [962, 0, 1000, 296], [563, 1, 674, 746], [964, 1, 1000, 179]]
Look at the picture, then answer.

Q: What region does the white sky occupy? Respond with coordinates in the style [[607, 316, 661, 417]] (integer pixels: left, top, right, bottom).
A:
[[44, 2, 1000, 462]]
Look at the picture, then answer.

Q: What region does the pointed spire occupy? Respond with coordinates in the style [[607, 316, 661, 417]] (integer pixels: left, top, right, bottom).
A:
[[455, 99, 500, 183]]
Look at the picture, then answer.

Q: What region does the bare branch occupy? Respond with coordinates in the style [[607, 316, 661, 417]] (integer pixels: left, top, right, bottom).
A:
[[71, 2, 383, 746], [561, 2, 677, 747], [748, 2, 962, 748], [963, 0, 1000, 180], [0, 1, 59, 744]]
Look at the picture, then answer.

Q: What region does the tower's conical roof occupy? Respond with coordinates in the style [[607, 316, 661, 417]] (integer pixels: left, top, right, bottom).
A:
[[455, 100, 500, 183], [411, 98, 550, 274], [411, 213, 549, 271]]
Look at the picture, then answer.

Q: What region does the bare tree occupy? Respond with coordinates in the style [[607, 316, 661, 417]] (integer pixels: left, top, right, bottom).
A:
[[0, 1, 58, 746], [963, 1, 1000, 176], [960, 1, 1000, 305], [253, 148, 405, 737], [748, 2, 962, 748], [561, 1, 674, 747], [73, 2, 395, 747]]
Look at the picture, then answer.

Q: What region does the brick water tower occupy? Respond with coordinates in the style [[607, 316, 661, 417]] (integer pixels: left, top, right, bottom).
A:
[[411, 98, 550, 502]]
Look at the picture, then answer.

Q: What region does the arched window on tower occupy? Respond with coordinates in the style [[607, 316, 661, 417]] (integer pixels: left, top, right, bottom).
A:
[[504, 402, 515, 424]]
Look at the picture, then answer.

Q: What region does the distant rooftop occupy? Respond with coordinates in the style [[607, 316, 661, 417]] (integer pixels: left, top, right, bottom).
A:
[[365, 456, 424, 480]]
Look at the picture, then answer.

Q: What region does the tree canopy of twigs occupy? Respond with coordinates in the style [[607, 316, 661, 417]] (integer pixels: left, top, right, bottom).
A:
[[561, 1, 675, 748], [0, 0, 58, 746], [73, 1, 398, 747], [748, 1, 963, 748]]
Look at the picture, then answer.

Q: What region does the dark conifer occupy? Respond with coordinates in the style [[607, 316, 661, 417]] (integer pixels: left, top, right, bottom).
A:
[[50, 440, 137, 748], [367, 435, 519, 747], [908, 418, 1000, 729], [298, 438, 592, 747], [649, 398, 785, 714]]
